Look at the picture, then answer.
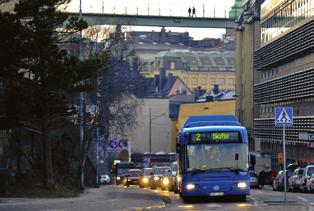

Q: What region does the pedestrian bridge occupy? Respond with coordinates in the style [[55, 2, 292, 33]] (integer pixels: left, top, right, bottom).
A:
[[67, 13, 236, 28]]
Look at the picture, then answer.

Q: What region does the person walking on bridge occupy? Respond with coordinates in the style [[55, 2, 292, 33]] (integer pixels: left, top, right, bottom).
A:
[[188, 7, 191, 17], [192, 7, 196, 17]]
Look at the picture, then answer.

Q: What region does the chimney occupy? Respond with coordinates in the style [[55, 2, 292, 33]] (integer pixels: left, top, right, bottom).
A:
[[213, 84, 219, 95], [159, 68, 166, 91], [167, 73, 173, 90], [154, 75, 159, 92]]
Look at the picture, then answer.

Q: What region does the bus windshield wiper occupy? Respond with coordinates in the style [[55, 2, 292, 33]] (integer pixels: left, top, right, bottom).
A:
[[209, 167, 245, 173]]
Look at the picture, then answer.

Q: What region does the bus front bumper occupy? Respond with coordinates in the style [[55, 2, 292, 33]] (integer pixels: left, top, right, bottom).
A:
[[181, 182, 250, 197]]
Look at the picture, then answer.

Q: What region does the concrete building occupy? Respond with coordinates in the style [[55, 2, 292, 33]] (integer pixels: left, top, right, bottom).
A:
[[127, 98, 172, 153], [253, 0, 314, 164], [235, 0, 261, 150]]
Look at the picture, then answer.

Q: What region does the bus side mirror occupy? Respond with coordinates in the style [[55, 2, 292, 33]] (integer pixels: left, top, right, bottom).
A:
[[235, 153, 239, 161], [176, 143, 180, 152]]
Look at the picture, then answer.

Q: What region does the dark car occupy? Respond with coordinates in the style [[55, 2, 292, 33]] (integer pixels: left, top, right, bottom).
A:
[[288, 168, 304, 192], [124, 169, 141, 186], [139, 168, 153, 188], [150, 166, 170, 189], [249, 172, 259, 188], [170, 161, 180, 193]]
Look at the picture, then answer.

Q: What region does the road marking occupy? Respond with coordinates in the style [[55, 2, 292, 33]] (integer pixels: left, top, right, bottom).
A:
[[297, 196, 308, 202], [247, 196, 258, 206]]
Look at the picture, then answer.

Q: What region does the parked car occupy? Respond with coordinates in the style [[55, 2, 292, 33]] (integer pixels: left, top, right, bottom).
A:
[[300, 165, 314, 192], [288, 168, 304, 192], [139, 168, 153, 188], [273, 171, 284, 191], [99, 174, 111, 184], [273, 170, 293, 191], [250, 172, 259, 188], [124, 169, 141, 186], [150, 166, 170, 189], [305, 174, 314, 193]]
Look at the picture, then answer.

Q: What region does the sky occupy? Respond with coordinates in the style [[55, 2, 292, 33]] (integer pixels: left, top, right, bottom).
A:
[[66, 0, 235, 39]]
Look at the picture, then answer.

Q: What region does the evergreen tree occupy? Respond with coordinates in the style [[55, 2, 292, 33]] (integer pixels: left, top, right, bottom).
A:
[[0, 0, 102, 189]]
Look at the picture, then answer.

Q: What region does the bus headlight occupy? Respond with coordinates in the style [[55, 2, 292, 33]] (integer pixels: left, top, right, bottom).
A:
[[143, 177, 149, 183], [117, 177, 121, 180], [154, 176, 160, 181], [186, 184, 195, 190], [163, 178, 169, 185], [237, 182, 247, 189]]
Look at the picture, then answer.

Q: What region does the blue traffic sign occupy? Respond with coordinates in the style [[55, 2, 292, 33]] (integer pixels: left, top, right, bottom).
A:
[[275, 107, 293, 126]]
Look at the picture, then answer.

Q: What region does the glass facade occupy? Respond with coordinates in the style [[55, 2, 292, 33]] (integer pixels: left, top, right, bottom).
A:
[[261, 0, 314, 45]]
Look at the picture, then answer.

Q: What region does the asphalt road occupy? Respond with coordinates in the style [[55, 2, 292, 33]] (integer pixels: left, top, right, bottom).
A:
[[0, 185, 313, 211], [150, 186, 314, 211]]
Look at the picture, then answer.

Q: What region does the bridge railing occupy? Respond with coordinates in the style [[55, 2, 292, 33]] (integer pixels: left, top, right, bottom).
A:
[[65, 2, 233, 19]]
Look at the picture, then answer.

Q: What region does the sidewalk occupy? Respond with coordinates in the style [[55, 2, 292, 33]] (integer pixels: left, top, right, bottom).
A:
[[0, 185, 165, 211]]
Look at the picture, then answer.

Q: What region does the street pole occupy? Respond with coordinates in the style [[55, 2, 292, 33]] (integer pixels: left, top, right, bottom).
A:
[[283, 125, 287, 202], [149, 108, 151, 166], [79, 0, 85, 190]]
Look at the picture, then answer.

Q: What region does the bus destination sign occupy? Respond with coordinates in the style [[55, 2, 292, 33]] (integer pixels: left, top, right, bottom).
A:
[[190, 132, 240, 143]]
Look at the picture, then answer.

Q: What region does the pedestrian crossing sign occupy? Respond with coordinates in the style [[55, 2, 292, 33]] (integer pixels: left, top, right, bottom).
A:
[[275, 107, 293, 126]]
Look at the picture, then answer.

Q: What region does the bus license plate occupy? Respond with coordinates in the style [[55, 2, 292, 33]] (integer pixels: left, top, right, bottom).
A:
[[210, 192, 224, 196]]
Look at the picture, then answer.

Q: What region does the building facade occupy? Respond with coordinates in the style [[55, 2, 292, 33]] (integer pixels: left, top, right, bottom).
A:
[[253, 0, 314, 164], [139, 50, 236, 92], [235, 0, 262, 151]]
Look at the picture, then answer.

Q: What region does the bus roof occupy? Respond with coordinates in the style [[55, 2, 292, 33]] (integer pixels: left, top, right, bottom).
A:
[[182, 115, 240, 128], [181, 125, 246, 133]]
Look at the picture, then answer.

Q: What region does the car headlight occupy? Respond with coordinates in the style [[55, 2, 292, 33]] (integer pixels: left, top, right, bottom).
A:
[[163, 178, 169, 185], [186, 184, 195, 190], [154, 176, 160, 181], [117, 177, 121, 180], [143, 177, 149, 183], [237, 182, 247, 189]]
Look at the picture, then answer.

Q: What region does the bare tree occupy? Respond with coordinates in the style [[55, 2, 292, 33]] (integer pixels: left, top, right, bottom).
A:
[[76, 25, 147, 186]]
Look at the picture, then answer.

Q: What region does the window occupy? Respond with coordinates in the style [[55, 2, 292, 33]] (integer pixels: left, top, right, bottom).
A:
[[170, 61, 176, 69]]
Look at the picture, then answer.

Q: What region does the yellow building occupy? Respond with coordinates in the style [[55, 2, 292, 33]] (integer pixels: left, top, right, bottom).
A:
[[170, 100, 235, 151], [139, 51, 236, 91]]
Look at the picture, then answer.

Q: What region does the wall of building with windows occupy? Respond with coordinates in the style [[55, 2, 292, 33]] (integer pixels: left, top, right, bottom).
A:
[[261, 0, 314, 45], [253, 0, 314, 164]]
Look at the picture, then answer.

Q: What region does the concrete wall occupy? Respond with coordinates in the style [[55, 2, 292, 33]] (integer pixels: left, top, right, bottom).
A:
[[127, 98, 172, 153]]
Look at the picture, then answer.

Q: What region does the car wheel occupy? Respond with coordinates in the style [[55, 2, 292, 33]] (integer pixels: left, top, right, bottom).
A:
[[182, 196, 192, 203], [236, 195, 246, 202]]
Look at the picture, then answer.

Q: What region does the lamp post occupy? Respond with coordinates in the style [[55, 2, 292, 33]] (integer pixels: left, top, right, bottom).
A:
[[79, 0, 85, 191], [148, 108, 166, 166]]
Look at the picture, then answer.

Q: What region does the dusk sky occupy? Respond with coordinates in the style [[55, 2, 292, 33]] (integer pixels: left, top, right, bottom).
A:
[[66, 0, 235, 39]]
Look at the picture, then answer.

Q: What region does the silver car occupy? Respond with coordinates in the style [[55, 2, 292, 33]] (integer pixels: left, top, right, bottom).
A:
[[288, 168, 303, 192]]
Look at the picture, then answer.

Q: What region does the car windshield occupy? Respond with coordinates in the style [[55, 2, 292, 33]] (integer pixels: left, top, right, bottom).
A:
[[250, 172, 257, 177], [117, 169, 128, 176], [128, 171, 141, 177], [143, 169, 153, 176], [307, 167, 314, 176], [185, 143, 248, 172], [155, 167, 168, 174]]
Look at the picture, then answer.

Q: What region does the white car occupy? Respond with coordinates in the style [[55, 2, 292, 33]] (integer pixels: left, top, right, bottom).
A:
[[305, 174, 314, 193], [100, 175, 111, 184]]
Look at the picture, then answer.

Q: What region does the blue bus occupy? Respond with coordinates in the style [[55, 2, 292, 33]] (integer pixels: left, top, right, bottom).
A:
[[176, 115, 250, 202]]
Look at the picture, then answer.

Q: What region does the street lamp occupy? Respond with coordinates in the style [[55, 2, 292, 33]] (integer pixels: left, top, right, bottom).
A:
[[148, 108, 166, 166]]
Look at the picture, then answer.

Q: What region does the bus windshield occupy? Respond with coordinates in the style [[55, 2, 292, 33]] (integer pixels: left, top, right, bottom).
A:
[[185, 143, 248, 172]]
